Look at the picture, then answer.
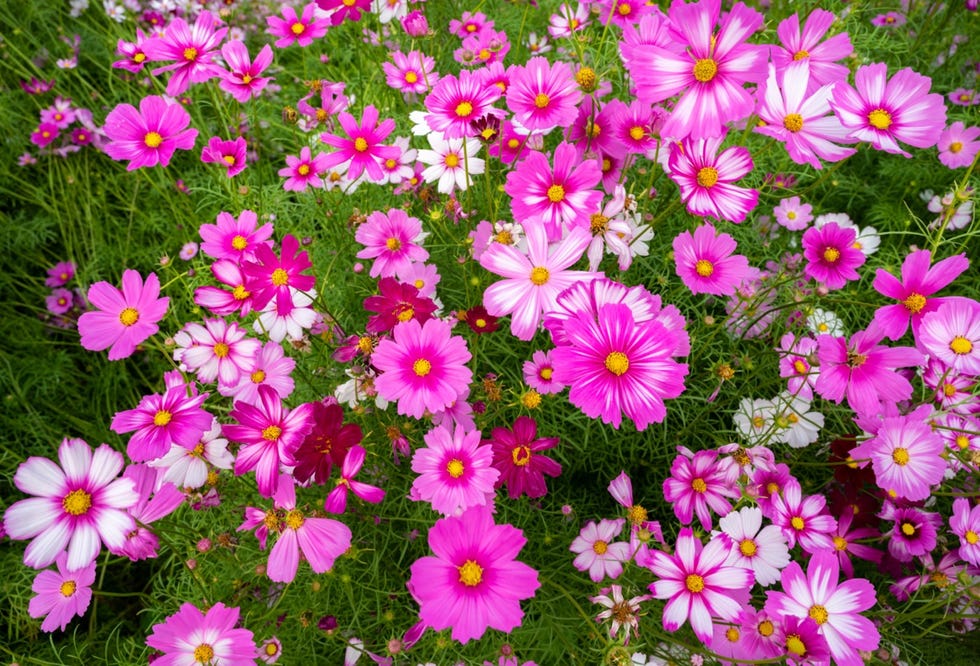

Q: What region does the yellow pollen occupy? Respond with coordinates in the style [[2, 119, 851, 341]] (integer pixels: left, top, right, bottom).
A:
[[793, 49, 810, 61], [530, 266, 550, 286], [241, 74, 252, 84], [950, 141, 963, 153], [966, 530, 979, 544], [903, 292, 926, 313], [605, 351, 630, 376], [404, 71, 418, 84], [357, 336, 374, 354], [791, 516, 805, 531], [495, 230, 514, 245], [262, 425, 282, 441], [60, 580, 76, 597], [783, 113, 804, 132], [593, 539, 608, 555], [521, 390, 542, 409], [833, 536, 847, 551], [808, 605, 829, 625], [739, 539, 757, 557], [534, 93, 550, 109], [752, 415, 765, 429], [575, 67, 596, 91], [818, 323, 829, 332], [618, 2, 631, 15], [539, 367, 553, 380], [414, 279, 425, 290], [458, 559, 483, 586], [627, 504, 647, 525], [213, 342, 229, 358], [696, 166, 718, 188], [726, 627, 740, 642], [62, 489, 92, 516], [290, 22, 305, 35], [119, 307, 139, 326], [546, 184, 565, 203], [446, 458, 465, 478], [693, 58, 718, 83], [263, 511, 279, 530], [478, 49, 490, 61], [793, 359, 808, 375], [385, 158, 397, 169], [587, 123, 601, 138], [465, 23, 476, 32], [455, 101, 473, 117], [144, 131, 163, 148], [285, 509, 305, 529], [191, 442, 205, 457], [691, 477, 707, 493], [474, 318, 487, 328], [950, 336, 973, 355], [193, 644, 214, 663], [413, 358, 432, 377], [787, 211, 797, 220], [868, 108, 892, 130], [901, 522, 916, 536], [480, 127, 497, 141], [629, 126, 645, 141], [354, 137, 369, 152], [271, 268, 289, 286], [397, 307, 415, 322], [231, 234, 248, 251], [685, 574, 705, 593], [590, 213, 609, 235], [134, 52, 146, 63], [233, 284, 250, 301], [892, 447, 910, 465], [265, 643, 279, 656], [385, 237, 401, 251], [511, 445, 531, 466], [297, 164, 311, 176], [786, 635, 807, 656], [758, 620, 775, 637], [956, 434, 969, 449], [695, 259, 714, 277], [221, 155, 237, 166], [153, 410, 172, 427], [507, 138, 520, 149], [444, 153, 460, 168], [570, 18, 580, 29], [823, 247, 841, 263]]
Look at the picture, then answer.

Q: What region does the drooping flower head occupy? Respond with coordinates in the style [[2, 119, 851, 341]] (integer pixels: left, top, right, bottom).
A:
[[102, 95, 198, 170], [78, 270, 169, 361]]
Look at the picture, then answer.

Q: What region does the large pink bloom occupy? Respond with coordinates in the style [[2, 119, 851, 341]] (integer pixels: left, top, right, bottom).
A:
[[3, 438, 137, 570], [765, 551, 879, 666], [355, 208, 429, 278], [423, 69, 504, 139], [145, 602, 257, 665], [625, 0, 767, 140], [771, 9, 852, 92], [102, 95, 198, 170], [668, 134, 758, 223], [411, 424, 498, 516], [142, 10, 228, 96], [407, 506, 540, 643], [372, 318, 472, 419], [645, 528, 754, 643], [672, 222, 752, 296], [78, 269, 169, 361], [849, 412, 946, 502], [506, 56, 581, 133]]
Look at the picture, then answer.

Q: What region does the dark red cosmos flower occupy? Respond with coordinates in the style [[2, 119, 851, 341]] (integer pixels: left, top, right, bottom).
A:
[[484, 416, 562, 499], [460, 305, 499, 334], [293, 399, 363, 485], [363, 277, 437, 334]]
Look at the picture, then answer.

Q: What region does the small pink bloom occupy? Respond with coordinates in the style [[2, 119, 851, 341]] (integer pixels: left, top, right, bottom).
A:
[[950, 498, 980, 567], [570, 518, 630, 582], [355, 209, 429, 278], [801, 221, 865, 289], [673, 222, 752, 296], [28, 552, 96, 632], [219, 41, 273, 102], [324, 444, 385, 514], [411, 424, 498, 516], [200, 135, 248, 177], [199, 209, 274, 263], [266, 3, 329, 48], [278, 146, 329, 191], [78, 270, 169, 361], [937, 121, 980, 169]]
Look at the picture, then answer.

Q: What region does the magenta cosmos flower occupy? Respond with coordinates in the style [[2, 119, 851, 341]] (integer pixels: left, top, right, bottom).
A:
[[552, 302, 689, 430], [871, 249, 969, 340], [506, 56, 581, 133], [146, 602, 257, 665], [668, 134, 758, 223], [815, 325, 923, 417], [320, 105, 398, 182], [355, 208, 429, 278], [278, 146, 329, 191], [266, 3, 329, 48], [830, 62, 947, 157], [411, 423, 498, 516], [504, 142, 603, 241], [200, 135, 248, 178], [480, 223, 595, 341], [3, 438, 137, 570], [424, 69, 504, 140], [243, 234, 316, 314], [624, 0, 767, 140], [672, 222, 752, 296], [29, 552, 96, 632], [78, 269, 169, 361], [199, 209, 273, 263], [662, 448, 739, 531], [801, 221, 866, 289], [485, 416, 562, 499], [645, 528, 754, 644], [219, 41, 273, 103], [407, 506, 540, 644], [103, 95, 198, 170], [771, 9, 852, 92], [765, 551, 879, 666], [324, 444, 385, 514], [142, 10, 228, 96], [372, 318, 473, 419], [110, 384, 212, 462]]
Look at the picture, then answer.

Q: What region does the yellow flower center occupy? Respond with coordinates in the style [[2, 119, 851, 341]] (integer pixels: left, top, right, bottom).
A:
[[233, 284, 250, 301], [455, 101, 473, 117], [539, 367, 553, 380], [271, 268, 289, 286], [507, 138, 520, 149], [685, 573, 705, 593], [892, 447, 910, 465], [786, 635, 806, 656], [695, 259, 714, 277], [474, 318, 487, 328], [956, 434, 969, 449], [629, 126, 645, 141], [354, 137, 369, 152], [521, 390, 542, 409], [357, 336, 374, 354], [627, 504, 647, 525], [458, 559, 483, 586], [213, 342, 229, 358], [758, 620, 775, 637], [193, 644, 214, 664], [604, 351, 630, 376], [495, 230, 514, 245], [60, 580, 76, 597], [285, 509, 305, 529], [265, 643, 279, 656], [739, 538, 757, 557], [405, 71, 418, 84], [222, 155, 236, 166], [183, 47, 198, 62], [530, 267, 550, 285], [444, 153, 460, 168], [534, 93, 550, 109], [446, 458, 464, 478], [783, 113, 804, 132], [966, 530, 979, 544], [791, 516, 805, 530], [868, 108, 892, 130], [593, 539, 608, 555], [903, 292, 926, 313], [397, 307, 415, 322], [119, 307, 139, 326], [386, 237, 401, 251], [241, 74, 252, 84], [726, 627, 740, 643], [696, 167, 718, 188], [511, 445, 531, 466], [297, 164, 310, 176], [262, 425, 282, 441], [618, 2, 631, 15], [823, 247, 841, 263], [950, 336, 973, 355], [808, 605, 829, 625], [413, 358, 432, 377], [547, 184, 565, 203], [793, 359, 808, 374], [834, 536, 848, 551], [290, 22, 305, 35], [692, 58, 718, 83], [950, 141, 963, 153], [901, 522, 916, 536], [590, 213, 609, 235], [691, 477, 707, 493], [62, 489, 92, 516], [144, 131, 163, 148], [134, 52, 146, 63], [153, 410, 172, 427]]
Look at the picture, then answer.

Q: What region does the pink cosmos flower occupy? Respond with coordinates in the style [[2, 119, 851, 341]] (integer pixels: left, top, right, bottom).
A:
[[815, 325, 923, 417], [801, 221, 866, 289], [220, 340, 295, 404], [485, 416, 562, 499], [355, 208, 429, 278], [411, 424, 498, 516], [718, 507, 790, 587], [224, 385, 313, 496], [773, 196, 814, 231], [199, 209, 274, 263], [881, 503, 940, 562], [110, 464, 183, 561], [113, 28, 151, 73], [480, 223, 595, 341], [522, 349, 565, 395], [663, 449, 738, 531], [829, 510, 882, 579], [219, 41, 273, 102], [383, 50, 439, 96], [768, 480, 837, 553], [423, 69, 504, 140], [318, 0, 371, 25], [200, 135, 248, 177], [102, 95, 198, 170], [292, 399, 361, 485], [777, 333, 820, 400], [917, 299, 980, 375], [278, 146, 329, 191], [267, 3, 329, 48], [29, 552, 96, 632], [645, 528, 754, 643], [407, 506, 540, 643], [506, 56, 581, 133], [78, 270, 169, 361], [46, 288, 74, 315], [872, 12, 906, 28], [668, 134, 758, 223], [830, 62, 947, 157], [320, 105, 398, 182], [672, 222, 752, 296], [110, 385, 212, 463], [950, 498, 980, 567], [146, 602, 257, 665], [46, 261, 76, 287], [176, 319, 261, 387], [324, 444, 385, 513], [764, 551, 880, 666], [504, 142, 603, 241], [31, 122, 59, 148], [570, 518, 630, 582], [871, 248, 969, 340], [938, 121, 980, 169], [548, 3, 588, 39], [4, 438, 137, 570], [142, 10, 228, 96], [243, 234, 315, 314], [372, 318, 473, 419], [194, 259, 255, 317], [625, 0, 767, 140], [771, 9, 852, 92]]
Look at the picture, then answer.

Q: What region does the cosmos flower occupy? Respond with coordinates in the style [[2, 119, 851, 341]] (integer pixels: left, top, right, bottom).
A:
[[102, 95, 198, 170], [78, 270, 169, 361]]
